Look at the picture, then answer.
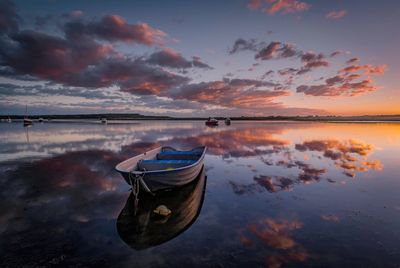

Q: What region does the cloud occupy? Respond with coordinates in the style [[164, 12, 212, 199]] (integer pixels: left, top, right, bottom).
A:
[[172, 78, 289, 108], [229, 38, 259, 54], [67, 58, 190, 95], [278, 68, 298, 76], [255, 42, 298, 60], [297, 61, 386, 97], [247, 0, 310, 15], [63, 15, 166, 45], [170, 126, 290, 158], [265, 0, 311, 15], [146, 48, 212, 69], [0, 0, 19, 33], [253, 42, 329, 76], [326, 10, 347, 19], [62, 10, 84, 18], [346, 57, 359, 64], [0, 10, 190, 97], [0, 30, 113, 80], [247, 0, 263, 10], [240, 217, 309, 268], [295, 139, 383, 175], [299, 51, 329, 73], [296, 80, 377, 97], [320, 214, 340, 222], [339, 64, 387, 75], [254, 175, 294, 192]]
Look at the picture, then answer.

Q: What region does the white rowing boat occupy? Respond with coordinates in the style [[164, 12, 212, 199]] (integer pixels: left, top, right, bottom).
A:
[[115, 146, 206, 193]]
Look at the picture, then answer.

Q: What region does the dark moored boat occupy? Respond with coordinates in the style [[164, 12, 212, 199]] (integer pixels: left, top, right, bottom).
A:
[[205, 117, 218, 126], [115, 146, 206, 193], [23, 105, 33, 126], [23, 118, 33, 126], [116, 166, 207, 250]]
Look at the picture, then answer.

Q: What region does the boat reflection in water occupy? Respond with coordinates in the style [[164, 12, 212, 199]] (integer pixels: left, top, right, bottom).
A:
[[117, 166, 207, 250]]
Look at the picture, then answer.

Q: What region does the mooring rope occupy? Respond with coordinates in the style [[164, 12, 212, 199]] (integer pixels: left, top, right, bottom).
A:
[[128, 169, 155, 214]]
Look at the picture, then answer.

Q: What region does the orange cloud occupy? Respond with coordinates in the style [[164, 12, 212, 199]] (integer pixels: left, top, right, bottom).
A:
[[296, 139, 383, 177], [241, 218, 309, 268], [339, 64, 387, 76]]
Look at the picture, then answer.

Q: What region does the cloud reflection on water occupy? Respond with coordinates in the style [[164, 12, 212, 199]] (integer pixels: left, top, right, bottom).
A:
[[0, 121, 393, 267]]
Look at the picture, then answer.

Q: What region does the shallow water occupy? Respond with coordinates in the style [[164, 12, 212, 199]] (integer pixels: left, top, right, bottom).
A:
[[1, 121, 400, 267]]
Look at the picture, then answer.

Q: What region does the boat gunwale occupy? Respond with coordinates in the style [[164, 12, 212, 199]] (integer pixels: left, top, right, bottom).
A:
[[115, 146, 207, 175]]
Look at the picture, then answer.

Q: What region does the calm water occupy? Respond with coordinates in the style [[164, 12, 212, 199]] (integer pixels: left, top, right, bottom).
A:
[[1, 121, 400, 267]]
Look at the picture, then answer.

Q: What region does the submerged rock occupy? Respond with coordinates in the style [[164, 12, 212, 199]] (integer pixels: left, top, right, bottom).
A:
[[153, 205, 172, 216]]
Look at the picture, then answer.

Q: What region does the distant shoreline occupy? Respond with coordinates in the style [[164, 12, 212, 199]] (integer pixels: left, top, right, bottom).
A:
[[1, 113, 400, 122]]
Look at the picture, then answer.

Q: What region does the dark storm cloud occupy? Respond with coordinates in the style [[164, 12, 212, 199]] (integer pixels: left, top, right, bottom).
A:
[[0, 1, 190, 95], [0, 6, 190, 97], [0, 30, 113, 80]]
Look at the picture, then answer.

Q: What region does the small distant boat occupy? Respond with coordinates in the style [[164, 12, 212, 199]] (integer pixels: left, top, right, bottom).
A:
[[225, 118, 231, 125], [7, 117, 12, 123], [205, 117, 218, 126], [38, 118, 44, 123], [23, 105, 33, 126], [101, 118, 107, 124], [115, 146, 206, 193], [23, 118, 33, 126]]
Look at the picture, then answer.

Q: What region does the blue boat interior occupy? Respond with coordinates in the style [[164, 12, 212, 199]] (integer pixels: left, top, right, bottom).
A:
[[137, 151, 201, 171]]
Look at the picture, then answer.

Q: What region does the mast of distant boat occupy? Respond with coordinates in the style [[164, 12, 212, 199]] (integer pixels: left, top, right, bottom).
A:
[[23, 105, 33, 126]]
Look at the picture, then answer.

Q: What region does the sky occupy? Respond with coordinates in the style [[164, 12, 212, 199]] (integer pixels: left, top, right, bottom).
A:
[[0, 0, 399, 116]]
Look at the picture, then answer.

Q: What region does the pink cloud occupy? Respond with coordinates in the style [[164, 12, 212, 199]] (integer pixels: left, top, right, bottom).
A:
[[247, 0, 263, 10], [85, 15, 167, 45], [265, 0, 311, 15], [326, 9, 347, 19], [173, 79, 290, 108]]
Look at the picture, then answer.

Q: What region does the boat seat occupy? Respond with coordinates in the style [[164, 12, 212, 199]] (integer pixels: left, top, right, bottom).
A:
[[156, 151, 201, 160], [138, 159, 195, 171]]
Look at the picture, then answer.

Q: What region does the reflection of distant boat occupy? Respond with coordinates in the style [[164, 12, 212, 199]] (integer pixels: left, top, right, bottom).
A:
[[117, 166, 207, 250], [101, 118, 107, 124], [205, 117, 218, 126], [115, 146, 206, 193], [225, 118, 231, 125]]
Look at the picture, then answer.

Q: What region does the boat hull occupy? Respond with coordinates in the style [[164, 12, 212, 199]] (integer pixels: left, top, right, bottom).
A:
[[205, 121, 218, 126], [116, 146, 206, 193], [23, 119, 33, 126], [120, 163, 204, 192]]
